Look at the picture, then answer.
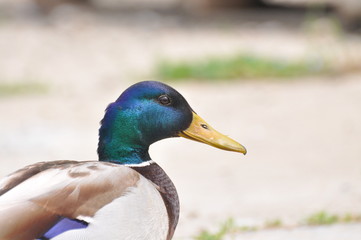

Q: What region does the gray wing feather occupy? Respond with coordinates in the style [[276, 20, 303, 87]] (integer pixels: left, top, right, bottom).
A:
[[0, 161, 140, 240]]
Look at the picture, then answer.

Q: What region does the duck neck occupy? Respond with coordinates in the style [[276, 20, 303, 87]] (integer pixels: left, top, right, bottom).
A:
[[97, 105, 152, 165], [98, 143, 151, 164]]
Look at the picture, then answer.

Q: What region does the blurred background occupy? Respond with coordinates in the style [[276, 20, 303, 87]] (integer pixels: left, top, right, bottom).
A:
[[0, 0, 361, 239]]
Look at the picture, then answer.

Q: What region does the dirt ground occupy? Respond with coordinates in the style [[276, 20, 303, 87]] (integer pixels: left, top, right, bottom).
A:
[[0, 2, 361, 239]]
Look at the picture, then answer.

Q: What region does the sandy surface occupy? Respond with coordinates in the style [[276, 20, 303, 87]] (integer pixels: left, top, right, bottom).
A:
[[227, 224, 361, 240], [0, 3, 361, 239]]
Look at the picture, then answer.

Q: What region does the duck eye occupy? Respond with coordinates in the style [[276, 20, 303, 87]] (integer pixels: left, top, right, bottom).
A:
[[158, 95, 172, 106]]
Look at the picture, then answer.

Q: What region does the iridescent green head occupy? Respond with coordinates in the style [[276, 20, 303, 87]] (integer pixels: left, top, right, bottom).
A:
[[98, 81, 246, 164]]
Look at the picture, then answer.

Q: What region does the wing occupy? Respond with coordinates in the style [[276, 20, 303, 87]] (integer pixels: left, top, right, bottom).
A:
[[0, 161, 140, 240], [0, 160, 79, 196]]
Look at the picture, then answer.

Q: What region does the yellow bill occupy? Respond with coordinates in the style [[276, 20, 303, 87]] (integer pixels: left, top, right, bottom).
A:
[[178, 112, 247, 155]]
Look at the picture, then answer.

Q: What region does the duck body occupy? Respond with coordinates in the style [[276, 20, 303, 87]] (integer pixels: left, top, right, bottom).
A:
[[0, 161, 170, 240], [0, 81, 246, 240]]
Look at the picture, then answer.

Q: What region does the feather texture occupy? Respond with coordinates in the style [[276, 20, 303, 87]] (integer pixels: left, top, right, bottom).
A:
[[0, 161, 168, 240]]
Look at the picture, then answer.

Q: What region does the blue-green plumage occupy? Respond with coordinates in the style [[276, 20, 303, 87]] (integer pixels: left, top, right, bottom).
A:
[[97, 81, 193, 164]]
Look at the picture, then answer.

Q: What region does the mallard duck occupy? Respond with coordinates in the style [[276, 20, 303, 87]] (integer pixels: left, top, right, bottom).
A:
[[0, 81, 246, 240]]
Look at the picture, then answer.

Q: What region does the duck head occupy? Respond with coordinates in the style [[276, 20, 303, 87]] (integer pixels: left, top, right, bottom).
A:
[[98, 81, 246, 164]]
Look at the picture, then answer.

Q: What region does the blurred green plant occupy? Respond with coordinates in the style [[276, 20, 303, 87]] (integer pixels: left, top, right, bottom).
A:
[[264, 218, 283, 229], [155, 53, 329, 81], [304, 211, 361, 226], [305, 211, 339, 226], [194, 218, 258, 240], [341, 213, 361, 223], [0, 81, 48, 97], [195, 218, 238, 240], [193, 212, 361, 240]]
